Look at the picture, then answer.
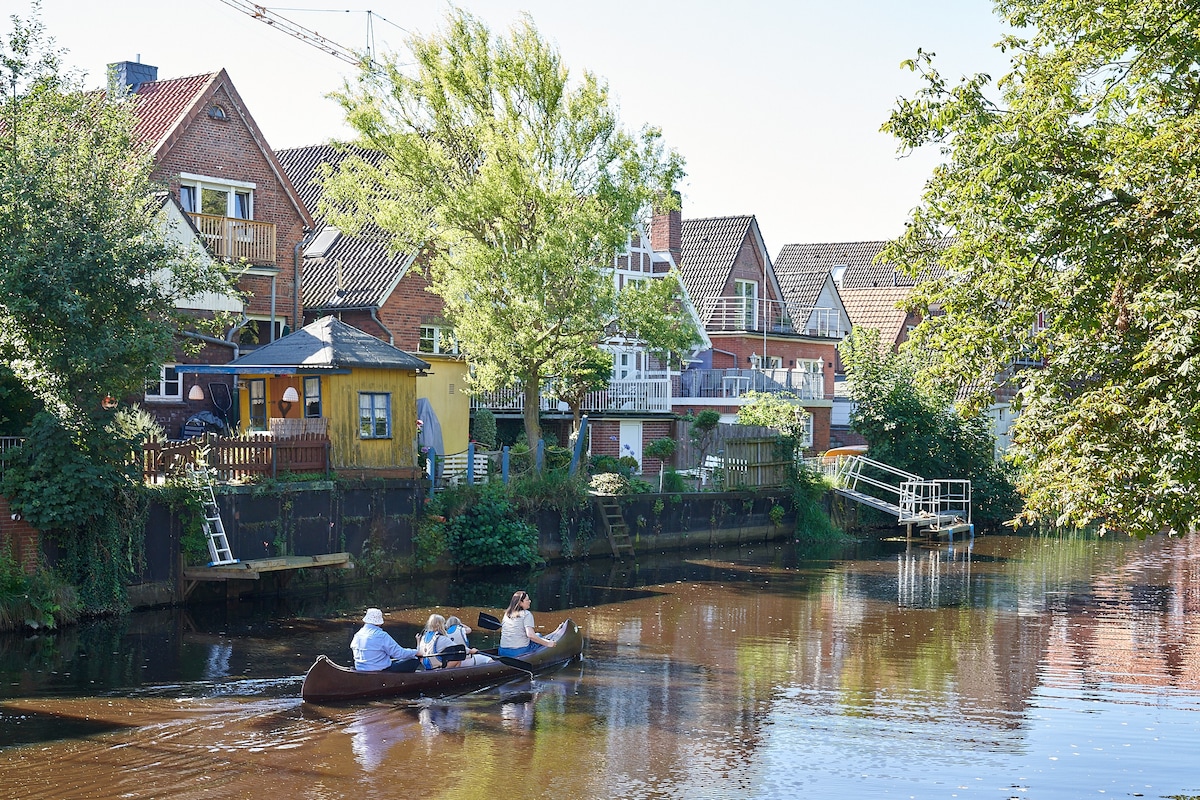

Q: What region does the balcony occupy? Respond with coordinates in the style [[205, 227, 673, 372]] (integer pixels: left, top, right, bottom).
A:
[[674, 368, 827, 401], [699, 297, 841, 338], [470, 377, 672, 414], [189, 213, 277, 265]]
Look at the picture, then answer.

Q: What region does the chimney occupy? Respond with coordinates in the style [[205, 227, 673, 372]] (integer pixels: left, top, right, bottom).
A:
[[107, 59, 158, 95], [651, 190, 683, 266]]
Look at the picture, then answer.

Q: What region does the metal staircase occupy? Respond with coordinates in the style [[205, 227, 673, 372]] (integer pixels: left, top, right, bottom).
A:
[[822, 455, 973, 537], [187, 465, 237, 566], [595, 496, 635, 558]]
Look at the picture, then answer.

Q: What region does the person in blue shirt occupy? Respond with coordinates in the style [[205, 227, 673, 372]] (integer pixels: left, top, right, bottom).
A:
[[350, 608, 420, 672]]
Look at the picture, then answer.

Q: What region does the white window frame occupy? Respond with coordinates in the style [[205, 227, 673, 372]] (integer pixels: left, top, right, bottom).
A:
[[798, 412, 814, 449], [359, 392, 392, 439], [178, 172, 256, 219], [144, 364, 182, 402], [418, 325, 458, 355], [238, 315, 288, 347], [734, 279, 758, 329]]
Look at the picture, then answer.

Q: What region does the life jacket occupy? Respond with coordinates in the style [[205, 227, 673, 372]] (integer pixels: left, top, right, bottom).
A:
[[445, 624, 470, 650], [417, 630, 447, 669]]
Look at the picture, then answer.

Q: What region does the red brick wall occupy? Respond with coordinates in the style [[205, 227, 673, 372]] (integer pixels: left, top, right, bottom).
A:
[[150, 81, 307, 326], [377, 260, 445, 351], [708, 333, 839, 398], [0, 495, 39, 573]]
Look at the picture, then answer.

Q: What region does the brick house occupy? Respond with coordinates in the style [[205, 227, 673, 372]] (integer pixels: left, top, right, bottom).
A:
[[662, 211, 850, 453], [276, 144, 471, 457], [114, 60, 315, 438]]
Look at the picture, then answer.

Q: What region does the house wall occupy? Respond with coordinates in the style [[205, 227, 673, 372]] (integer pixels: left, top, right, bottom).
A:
[[416, 355, 471, 455], [0, 494, 39, 573], [376, 260, 444, 352], [325, 368, 418, 468], [149, 81, 306, 332], [588, 418, 674, 474], [708, 333, 838, 398]]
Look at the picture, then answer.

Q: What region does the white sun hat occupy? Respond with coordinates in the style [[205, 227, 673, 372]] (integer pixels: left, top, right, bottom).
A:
[[362, 608, 385, 625]]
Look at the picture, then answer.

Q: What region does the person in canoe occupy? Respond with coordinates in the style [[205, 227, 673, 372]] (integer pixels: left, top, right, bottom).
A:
[[351, 608, 421, 672], [499, 590, 558, 658], [417, 614, 459, 669], [446, 615, 492, 667]]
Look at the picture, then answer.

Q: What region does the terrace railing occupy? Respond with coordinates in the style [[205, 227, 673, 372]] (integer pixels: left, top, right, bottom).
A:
[[188, 213, 277, 265], [675, 368, 827, 400]]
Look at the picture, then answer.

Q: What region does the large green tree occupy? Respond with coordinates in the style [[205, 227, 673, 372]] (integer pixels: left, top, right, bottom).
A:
[[323, 10, 690, 444], [1, 12, 229, 607], [882, 0, 1200, 536]]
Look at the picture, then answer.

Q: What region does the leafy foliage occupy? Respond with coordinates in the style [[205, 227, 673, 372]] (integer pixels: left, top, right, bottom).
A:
[[323, 9, 687, 444], [841, 329, 1020, 529], [471, 408, 497, 449], [434, 483, 542, 568], [882, 1, 1200, 535], [0, 545, 79, 632]]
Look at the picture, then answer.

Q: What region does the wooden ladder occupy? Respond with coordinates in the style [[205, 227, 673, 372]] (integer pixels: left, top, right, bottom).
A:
[[595, 496, 635, 558]]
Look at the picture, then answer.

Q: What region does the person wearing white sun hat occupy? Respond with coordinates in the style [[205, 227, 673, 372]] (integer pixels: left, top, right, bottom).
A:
[[350, 607, 420, 672]]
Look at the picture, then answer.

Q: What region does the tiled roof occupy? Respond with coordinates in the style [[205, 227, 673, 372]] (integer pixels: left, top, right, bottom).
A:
[[131, 73, 219, 152], [277, 144, 417, 311], [775, 240, 945, 289], [678, 216, 755, 307], [230, 316, 430, 371], [771, 249, 829, 319], [838, 286, 913, 349]]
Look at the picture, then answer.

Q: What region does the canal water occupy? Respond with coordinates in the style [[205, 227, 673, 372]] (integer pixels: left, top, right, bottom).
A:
[[2, 531, 1199, 799]]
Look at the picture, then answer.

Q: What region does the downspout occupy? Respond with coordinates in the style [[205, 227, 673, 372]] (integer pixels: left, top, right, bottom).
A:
[[293, 236, 305, 332], [269, 275, 277, 342], [224, 313, 250, 354], [185, 329, 240, 361], [370, 307, 395, 346]]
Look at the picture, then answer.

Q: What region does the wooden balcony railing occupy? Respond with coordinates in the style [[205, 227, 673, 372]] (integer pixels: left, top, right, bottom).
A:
[[188, 213, 277, 265], [143, 433, 329, 483]]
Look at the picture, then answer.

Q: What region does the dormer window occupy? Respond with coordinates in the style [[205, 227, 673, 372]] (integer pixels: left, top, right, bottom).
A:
[[207, 104, 228, 120], [832, 264, 848, 284]]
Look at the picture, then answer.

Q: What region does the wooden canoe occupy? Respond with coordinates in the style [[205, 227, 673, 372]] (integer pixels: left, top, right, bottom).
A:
[[301, 618, 583, 703]]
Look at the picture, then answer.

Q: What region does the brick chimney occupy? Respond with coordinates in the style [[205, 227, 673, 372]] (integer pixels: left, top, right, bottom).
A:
[[651, 191, 683, 266], [107, 59, 158, 95]]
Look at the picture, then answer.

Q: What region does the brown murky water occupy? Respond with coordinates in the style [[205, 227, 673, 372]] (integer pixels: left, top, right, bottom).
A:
[[2, 532, 1200, 799]]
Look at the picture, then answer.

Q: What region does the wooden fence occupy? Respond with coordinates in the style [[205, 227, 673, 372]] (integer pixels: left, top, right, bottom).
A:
[[143, 433, 330, 483], [672, 422, 790, 488]]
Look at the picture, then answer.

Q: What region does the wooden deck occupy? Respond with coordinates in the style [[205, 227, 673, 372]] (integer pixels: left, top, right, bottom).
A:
[[181, 552, 353, 599]]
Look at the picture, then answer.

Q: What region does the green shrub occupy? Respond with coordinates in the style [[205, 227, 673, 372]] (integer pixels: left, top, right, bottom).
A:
[[661, 469, 687, 493], [589, 472, 631, 495], [0, 547, 80, 632], [440, 483, 541, 568], [472, 408, 497, 449]]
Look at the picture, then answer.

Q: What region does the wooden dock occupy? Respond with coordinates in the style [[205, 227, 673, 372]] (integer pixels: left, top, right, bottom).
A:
[[181, 552, 353, 599]]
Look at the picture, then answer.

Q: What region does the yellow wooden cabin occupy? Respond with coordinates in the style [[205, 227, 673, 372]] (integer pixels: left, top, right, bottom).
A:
[[187, 316, 430, 471]]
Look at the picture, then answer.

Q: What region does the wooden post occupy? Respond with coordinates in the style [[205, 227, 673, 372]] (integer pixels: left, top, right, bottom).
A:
[[569, 415, 588, 475], [536, 438, 544, 474], [502, 446, 510, 484], [467, 441, 476, 485], [428, 450, 437, 499]]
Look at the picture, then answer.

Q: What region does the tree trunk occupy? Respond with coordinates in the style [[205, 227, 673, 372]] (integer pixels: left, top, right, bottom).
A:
[[522, 379, 541, 446]]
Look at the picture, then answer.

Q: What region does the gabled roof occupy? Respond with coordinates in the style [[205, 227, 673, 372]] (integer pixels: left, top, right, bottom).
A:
[[678, 215, 756, 305], [132, 70, 314, 228], [277, 144, 418, 311], [838, 286, 913, 349], [776, 240, 945, 289], [771, 252, 830, 318], [230, 316, 430, 371]]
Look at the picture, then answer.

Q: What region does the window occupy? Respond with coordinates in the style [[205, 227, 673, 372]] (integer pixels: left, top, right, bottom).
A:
[[178, 173, 255, 219], [418, 325, 458, 355], [831, 264, 848, 284], [765, 355, 783, 369], [238, 317, 288, 347], [248, 379, 267, 431], [303, 377, 322, 418], [359, 392, 391, 439], [734, 279, 758, 329], [798, 413, 815, 449], [145, 365, 182, 401]]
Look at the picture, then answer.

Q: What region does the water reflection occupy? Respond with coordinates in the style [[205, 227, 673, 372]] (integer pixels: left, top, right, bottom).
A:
[[2, 533, 1200, 799]]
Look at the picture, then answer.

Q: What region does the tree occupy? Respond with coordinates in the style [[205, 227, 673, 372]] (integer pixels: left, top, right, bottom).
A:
[[882, 1, 1200, 536], [323, 10, 688, 444], [0, 12, 230, 608], [840, 328, 1020, 529], [736, 390, 810, 462], [548, 345, 611, 438]]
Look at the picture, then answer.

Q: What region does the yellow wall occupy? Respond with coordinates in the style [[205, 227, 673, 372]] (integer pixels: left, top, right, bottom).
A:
[[417, 354, 471, 455], [236, 368, 418, 468]]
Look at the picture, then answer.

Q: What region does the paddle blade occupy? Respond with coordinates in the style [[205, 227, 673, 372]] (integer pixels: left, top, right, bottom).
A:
[[494, 655, 534, 671], [477, 611, 503, 631]]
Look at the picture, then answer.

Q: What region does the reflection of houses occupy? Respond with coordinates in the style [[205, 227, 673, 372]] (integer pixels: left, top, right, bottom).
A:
[[666, 213, 850, 452], [277, 144, 470, 455], [114, 60, 315, 438], [180, 316, 428, 472]]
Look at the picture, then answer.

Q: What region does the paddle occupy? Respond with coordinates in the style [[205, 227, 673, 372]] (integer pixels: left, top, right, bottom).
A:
[[477, 611, 503, 630]]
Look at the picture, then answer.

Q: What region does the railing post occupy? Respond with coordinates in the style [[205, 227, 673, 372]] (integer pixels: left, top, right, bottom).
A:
[[536, 438, 544, 474], [569, 416, 589, 475], [502, 446, 510, 484], [467, 441, 475, 485], [428, 450, 437, 499]]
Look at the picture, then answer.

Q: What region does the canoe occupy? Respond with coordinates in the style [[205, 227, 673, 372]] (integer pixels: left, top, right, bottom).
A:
[[301, 618, 584, 703]]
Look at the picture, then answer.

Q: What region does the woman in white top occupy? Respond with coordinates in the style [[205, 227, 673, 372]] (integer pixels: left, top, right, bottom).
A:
[[498, 590, 557, 657]]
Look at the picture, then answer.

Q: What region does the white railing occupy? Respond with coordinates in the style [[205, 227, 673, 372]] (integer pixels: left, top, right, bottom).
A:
[[698, 297, 842, 339], [899, 479, 972, 526], [471, 377, 671, 413], [676, 368, 826, 400], [796, 307, 842, 338]]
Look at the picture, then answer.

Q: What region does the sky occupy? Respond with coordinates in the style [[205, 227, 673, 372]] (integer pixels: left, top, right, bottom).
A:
[[21, 0, 1013, 250]]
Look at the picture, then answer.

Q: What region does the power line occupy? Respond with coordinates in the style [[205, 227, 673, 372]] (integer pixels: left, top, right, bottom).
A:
[[214, 0, 381, 70]]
